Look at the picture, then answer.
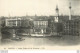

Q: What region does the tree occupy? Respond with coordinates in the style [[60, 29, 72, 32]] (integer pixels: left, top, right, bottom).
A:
[[21, 19, 29, 27]]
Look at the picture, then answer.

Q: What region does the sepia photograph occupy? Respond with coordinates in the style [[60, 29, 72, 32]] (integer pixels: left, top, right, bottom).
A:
[[0, 0, 80, 50]]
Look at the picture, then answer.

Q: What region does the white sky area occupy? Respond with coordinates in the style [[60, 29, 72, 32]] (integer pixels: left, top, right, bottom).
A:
[[8, 50, 77, 53], [0, 0, 80, 16]]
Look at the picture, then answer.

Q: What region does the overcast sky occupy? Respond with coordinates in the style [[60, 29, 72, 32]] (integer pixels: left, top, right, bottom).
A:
[[0, 0, 80, 16]]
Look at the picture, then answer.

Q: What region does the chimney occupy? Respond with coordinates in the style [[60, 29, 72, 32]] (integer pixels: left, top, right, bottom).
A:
[[69, 2, 72, 20]]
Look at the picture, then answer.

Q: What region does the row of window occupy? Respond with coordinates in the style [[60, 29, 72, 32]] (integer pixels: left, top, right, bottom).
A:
[[6, 20, 48, 27], [6, 20, 21, 27], [34, 21, 48, 25]]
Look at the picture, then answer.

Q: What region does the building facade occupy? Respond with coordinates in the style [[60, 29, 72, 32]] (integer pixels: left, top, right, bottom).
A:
[[63, 20, 80, 36], [33, 19, 48, 34], [5, 18, 21, 27], [48, 16, 63, 36]]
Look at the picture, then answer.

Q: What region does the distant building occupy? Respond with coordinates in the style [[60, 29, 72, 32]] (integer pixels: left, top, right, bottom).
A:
[[5, 18, 21, 27], [62, 3, 80, 36], [33, 18, 48, 34], [63, 20, 80, 36], [0, 18, 21, 39], [48, 16, 55, 34], [48, 16, 63, 36]]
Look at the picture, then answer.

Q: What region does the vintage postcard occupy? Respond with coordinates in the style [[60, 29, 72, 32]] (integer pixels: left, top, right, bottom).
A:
[[0, 0, 80, 50]]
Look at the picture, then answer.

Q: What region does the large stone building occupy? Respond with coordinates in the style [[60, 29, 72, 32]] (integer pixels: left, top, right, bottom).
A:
[[48, 16, 63, 36], [62, 3, 80, 36], [1, 18, 21, 39], [5, 18, 21, 27], [63, 20, 80, 36], [33, 17, 48, 35], [2, 17, 34, 39]]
